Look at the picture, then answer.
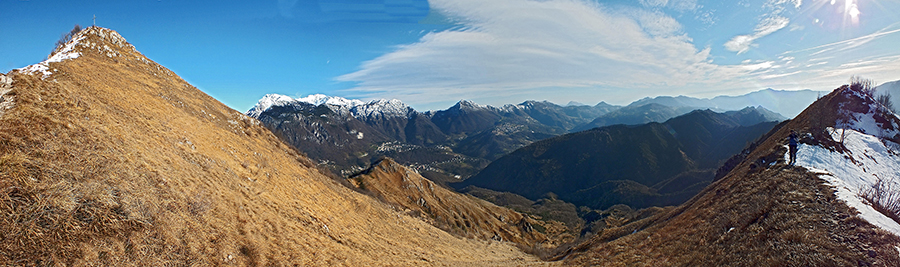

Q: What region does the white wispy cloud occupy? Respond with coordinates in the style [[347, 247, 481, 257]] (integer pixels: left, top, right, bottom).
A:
[[333, 0, 900, 109], [337, 0, 723, 106], [667, 0, 698, 12], [638, 0, 668, 8], [724, 16, 791, 54], [784, 24, 900, 55], [638, 0, 698, 12], [724, 0, 800, 54]]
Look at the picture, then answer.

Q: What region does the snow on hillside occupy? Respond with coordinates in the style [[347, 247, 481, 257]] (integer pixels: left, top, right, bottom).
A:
[[837, 88, 900, 140], [353, 99, 411, 120], [792, 127, 900, 236], [18, 34, 85, 78], [16, 27, 141, 80]]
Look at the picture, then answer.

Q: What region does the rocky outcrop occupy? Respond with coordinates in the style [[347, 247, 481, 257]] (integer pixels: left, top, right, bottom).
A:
[[0, 74, 14, 117], [0, 74, 11, 88]]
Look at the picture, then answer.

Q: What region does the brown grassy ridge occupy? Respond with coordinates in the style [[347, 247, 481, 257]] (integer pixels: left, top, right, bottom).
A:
[[0, 26, 551, 266], [348, 158, 561, 249], [559, 85, 900, 266]]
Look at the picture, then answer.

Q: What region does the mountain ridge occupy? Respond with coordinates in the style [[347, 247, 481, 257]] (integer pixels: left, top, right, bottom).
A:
[[0, 26, 542, 265], [560, 83, 900, 265], [459, 107, 782, 210], [628, 88, 827, 118], [247, 92, 788, 180], [348, 158, 562, 248]]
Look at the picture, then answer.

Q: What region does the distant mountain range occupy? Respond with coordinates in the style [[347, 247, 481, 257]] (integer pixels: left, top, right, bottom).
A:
[[248, 95, 617, 180], [456, 107, 782, 210], [626, 88, 826, 118], [561, 81, 900, 266], [246, 88, 818, 180]]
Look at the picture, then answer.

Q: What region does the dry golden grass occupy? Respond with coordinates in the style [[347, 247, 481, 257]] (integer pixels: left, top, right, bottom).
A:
[[348, 158, 551, 248], [0, 27, 551, 266], [859, 178, 900, 225], [560, 86, 900, 266]]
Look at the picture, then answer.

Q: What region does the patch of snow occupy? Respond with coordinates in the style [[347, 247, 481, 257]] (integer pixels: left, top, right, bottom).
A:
[[836, 89, 900, 140], [14, 26, 142, 80], [792, 127, 900, 236], [18, 34, 85, 78], [839, 102, 900, 139]]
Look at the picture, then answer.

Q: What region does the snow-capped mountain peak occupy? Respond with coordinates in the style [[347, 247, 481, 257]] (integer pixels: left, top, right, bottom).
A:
[[296, 94, 365, 107], [353, 99, 412, 120], [456, 99, 488, 110], [246, 94, 412, 120], [246, 94, 296, 118]]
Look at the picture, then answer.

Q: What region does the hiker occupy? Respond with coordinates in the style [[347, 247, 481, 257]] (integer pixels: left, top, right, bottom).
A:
[[788, 130, 799, 165]]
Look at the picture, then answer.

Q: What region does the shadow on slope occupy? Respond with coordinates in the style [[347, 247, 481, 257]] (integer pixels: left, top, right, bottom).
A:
[[458, 109, 780, 210]]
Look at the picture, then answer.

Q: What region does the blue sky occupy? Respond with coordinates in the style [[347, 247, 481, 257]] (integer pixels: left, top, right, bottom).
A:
[[2, 0, 900, 111]]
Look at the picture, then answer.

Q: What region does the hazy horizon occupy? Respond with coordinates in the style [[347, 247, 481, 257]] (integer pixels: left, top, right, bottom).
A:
[[3, 0, 900, 112]]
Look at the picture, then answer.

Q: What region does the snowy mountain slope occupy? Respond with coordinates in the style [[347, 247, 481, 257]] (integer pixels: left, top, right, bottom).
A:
[[18, 35, 85, 78], [793, 128, 900, 236], [17, 27, 140, 79], [560, 83, 900, 265], [788, 86, 900, 236]]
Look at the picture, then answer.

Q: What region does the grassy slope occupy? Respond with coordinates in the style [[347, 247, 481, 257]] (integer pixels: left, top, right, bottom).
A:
[[349, 158, 555, 248], [0, 27, 548, 266], [561, 86, 900, 266]]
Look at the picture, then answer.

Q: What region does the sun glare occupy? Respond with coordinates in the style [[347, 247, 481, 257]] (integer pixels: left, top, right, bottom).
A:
[[846, 0, 861, 25]]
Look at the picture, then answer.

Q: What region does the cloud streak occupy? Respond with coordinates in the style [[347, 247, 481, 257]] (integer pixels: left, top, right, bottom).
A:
[[724, 0, 800, 54], [333, 0, 900, 109], [337, 0, 726, 106], [724, 16, 790, 54]]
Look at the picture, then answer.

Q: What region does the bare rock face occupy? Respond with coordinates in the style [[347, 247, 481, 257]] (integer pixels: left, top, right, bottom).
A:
[[0, 74, 14, 117], [0, 74, 11, 88]]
